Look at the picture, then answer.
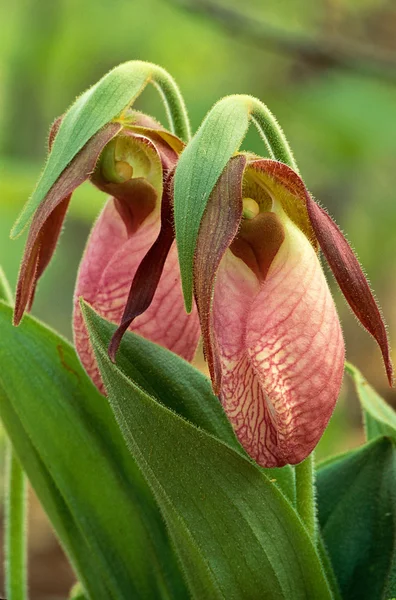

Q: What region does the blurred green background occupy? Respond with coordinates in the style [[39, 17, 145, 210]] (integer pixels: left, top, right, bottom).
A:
[[0, 0, 395, 597]]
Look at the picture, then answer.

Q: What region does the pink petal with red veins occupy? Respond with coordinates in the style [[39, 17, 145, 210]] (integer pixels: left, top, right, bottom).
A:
[[73, 198, 200, 392], [213, 217, 345, 467]]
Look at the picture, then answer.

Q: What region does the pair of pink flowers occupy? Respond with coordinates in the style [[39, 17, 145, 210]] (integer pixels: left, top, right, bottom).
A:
[[14, 108, 392, 468]]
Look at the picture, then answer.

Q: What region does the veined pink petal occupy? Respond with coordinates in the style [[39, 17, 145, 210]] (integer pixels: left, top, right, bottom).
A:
[[73, 196, 200, 392], [212, 215, 345, 467]]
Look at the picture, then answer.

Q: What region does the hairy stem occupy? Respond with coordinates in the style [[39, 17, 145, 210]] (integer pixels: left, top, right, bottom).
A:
[[295, 453, 316, 540], [5, 447, 28, 600], [152, 66, 191, 142], [1, 267, 28, 600], [249, 97, 298, 172]]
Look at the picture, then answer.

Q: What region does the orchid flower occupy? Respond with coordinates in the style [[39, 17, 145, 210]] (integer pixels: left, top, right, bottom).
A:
[[188, 154, 393, 467], [14, 110, 200, 392], [172, 96, 393, 468]]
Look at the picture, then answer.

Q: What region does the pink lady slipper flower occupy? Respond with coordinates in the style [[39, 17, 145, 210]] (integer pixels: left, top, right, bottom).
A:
[[14, 111, 200, 392], [189, 154, 392, 468]]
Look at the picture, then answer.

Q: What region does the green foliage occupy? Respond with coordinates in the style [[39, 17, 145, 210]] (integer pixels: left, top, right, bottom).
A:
[[80, 300, 296, 504], [85, 300, 243, 451], [0, 302, 188, 599], [83, 302, 333, 600], [317, 438, 396, 600], [346, 362, 396, 440], [317, 365, 396, 599]]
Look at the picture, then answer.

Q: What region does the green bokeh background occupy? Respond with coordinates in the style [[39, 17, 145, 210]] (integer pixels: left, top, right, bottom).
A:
[[0, 0, 395, 596]]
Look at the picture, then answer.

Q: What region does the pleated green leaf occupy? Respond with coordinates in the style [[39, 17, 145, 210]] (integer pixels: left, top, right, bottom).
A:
[[11, 60, 189, 238], [80, 301, 295, 504], [0, 302, 188, 600], [83, 302, 332, 600], [346, 362, 396, 440], [0, 387, 108, 598], [317, 437, 396, 600]]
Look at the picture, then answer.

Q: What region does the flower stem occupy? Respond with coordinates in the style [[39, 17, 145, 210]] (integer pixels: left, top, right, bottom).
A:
[[4, 445, 28, 600], [0, 267, 28, 600], [295, 453, 316, 540], [152, 66, 191, 143], [249, 97, 299, 172]]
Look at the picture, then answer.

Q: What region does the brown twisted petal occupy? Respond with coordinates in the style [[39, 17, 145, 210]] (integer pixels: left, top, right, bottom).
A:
[[108, 171, 176, 361], [14, 122, 121, 325], [193, 155, 247, 393]]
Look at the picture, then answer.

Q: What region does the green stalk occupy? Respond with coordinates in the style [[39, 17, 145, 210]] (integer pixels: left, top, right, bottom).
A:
[[249, 96, 299, 172], [151, 65, 191, 142], [4, 447, 28, 600], [0, 267, 28, 600], [295, 453, 316, 540]]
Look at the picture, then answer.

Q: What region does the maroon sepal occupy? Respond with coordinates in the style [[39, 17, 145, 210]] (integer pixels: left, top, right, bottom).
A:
[[14, 122, 121, 325], [193, 155, 247, 393], [243, 158, 392, 387], [108, 171, 175, 361], [306, 196, 393, 386]]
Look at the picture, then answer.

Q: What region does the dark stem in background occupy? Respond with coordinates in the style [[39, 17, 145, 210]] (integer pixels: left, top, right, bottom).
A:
[[172, 0, 396, 84]]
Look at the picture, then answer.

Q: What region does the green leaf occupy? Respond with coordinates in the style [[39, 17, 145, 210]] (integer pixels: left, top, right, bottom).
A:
[[317, 437, 396, 600], [174, 96, 250, 310], [11, 60, 189, 239], [83, 302, 332, 600], [346, 362, 396, 440], [81, 301, 295, 504], [0, 390, 110, 598], [0, 302, 188, 600]]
